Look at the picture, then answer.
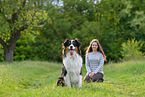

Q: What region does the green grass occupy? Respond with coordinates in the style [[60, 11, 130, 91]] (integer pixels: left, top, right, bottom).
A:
[[0, 60, 145, 97]]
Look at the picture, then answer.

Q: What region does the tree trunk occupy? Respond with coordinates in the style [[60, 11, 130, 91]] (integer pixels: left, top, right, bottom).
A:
[[4, 42, 16, 62], [1, 25, 28, 62], [5, 47, 14, 62]]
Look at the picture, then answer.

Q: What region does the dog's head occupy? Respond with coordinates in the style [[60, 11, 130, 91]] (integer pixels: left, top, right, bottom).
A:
[[62, 38, 81, 56]]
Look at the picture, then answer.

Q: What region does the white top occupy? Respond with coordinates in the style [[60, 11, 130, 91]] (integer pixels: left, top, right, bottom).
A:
[[85, 52, 104, 74]]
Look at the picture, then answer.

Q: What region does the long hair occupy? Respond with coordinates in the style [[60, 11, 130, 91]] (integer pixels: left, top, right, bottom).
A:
[[86, 39, 107, 61]]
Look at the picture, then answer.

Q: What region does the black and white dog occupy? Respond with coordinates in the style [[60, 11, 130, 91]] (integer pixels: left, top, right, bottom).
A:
[[56, 38, 82, 87]]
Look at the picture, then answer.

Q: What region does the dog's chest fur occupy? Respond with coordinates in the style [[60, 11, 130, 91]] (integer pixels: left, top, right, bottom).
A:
[[63, 52, 82, 82]]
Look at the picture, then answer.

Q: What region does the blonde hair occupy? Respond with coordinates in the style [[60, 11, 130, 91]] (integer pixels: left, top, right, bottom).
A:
[[86, 39, 107, 61]]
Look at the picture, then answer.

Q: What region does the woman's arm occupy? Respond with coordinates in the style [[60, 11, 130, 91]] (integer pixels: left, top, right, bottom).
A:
[[86, 53, 91, 74]]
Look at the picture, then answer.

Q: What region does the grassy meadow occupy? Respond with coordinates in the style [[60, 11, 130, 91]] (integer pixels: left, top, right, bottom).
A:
[[0, 60, 145, 97]]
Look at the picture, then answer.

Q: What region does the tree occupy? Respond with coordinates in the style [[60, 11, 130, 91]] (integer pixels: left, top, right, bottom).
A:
[[0, 0, 50, 62]]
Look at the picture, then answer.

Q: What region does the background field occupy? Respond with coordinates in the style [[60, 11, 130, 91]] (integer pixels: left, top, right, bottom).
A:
[[0, 59, 145, 97]]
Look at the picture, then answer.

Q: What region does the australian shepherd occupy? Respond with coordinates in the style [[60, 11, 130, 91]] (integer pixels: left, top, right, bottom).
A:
[[56, 38, 82, 87]]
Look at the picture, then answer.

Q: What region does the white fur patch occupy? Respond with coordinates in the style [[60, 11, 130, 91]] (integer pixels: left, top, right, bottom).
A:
[[63, 51, 82, 87]]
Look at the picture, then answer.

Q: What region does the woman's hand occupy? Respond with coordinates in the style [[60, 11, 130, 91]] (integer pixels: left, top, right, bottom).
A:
[[89, 72, 95, 78]]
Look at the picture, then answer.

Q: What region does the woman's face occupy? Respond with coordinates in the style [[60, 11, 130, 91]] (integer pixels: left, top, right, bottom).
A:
[[92, 42, 98, 51]]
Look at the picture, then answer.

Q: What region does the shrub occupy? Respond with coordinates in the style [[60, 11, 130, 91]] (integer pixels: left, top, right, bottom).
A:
[[14, 32, 35, 61], [121, 38, 143, 61], [0, 45, 4, 62]]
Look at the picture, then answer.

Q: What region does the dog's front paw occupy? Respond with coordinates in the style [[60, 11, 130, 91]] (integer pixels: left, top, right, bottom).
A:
[[56, 76, 65, 87]]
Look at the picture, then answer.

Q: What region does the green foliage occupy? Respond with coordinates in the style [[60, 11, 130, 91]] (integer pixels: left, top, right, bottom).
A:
[[29, 36, 63, 61], [0, 60, 145, 96], [0, 45, 4, 61], [29, 0, 144, 62], [0, 0, 48, 35], [1, 0, 144, 62], [121, 38, 144, 61], [72, 21, 102, 59], [130, 11, 145, 29], [14, 32, 35, 61], [0, 0, 53, 62]]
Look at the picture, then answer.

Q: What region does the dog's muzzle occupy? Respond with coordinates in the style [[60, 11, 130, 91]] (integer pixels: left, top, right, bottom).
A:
[[69, 45, 75, 56]]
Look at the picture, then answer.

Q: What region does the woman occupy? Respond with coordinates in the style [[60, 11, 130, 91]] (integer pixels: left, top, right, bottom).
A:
[[84, 39, 107, 82]]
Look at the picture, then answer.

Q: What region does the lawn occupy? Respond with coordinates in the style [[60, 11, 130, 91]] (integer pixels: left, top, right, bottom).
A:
[[0, 60, 145, 97]]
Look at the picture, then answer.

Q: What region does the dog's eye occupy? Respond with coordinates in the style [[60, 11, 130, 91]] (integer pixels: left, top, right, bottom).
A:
[[73, 41, 74, 45], [69, 41, 71, 45]]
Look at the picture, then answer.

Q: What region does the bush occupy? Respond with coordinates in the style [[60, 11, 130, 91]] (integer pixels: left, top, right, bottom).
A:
[[0, 45, 4, 62], [121, 38, 143, 61], [14, 32, 35, 61]]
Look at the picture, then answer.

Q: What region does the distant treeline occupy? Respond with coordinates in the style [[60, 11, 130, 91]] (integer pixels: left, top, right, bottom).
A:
[[0, 0, 144, 62]]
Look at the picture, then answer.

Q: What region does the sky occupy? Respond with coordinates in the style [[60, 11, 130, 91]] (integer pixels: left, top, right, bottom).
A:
[[52, 0, 101, 6]]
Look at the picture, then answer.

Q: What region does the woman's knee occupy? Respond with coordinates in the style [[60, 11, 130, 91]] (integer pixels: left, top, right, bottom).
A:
[[92, 73, 104, 82]]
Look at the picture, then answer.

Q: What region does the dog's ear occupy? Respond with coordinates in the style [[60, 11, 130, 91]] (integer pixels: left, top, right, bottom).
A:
[[62, 39, 68, 46], [74, 38, 81, 47], [63, 39, 70, 47]]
